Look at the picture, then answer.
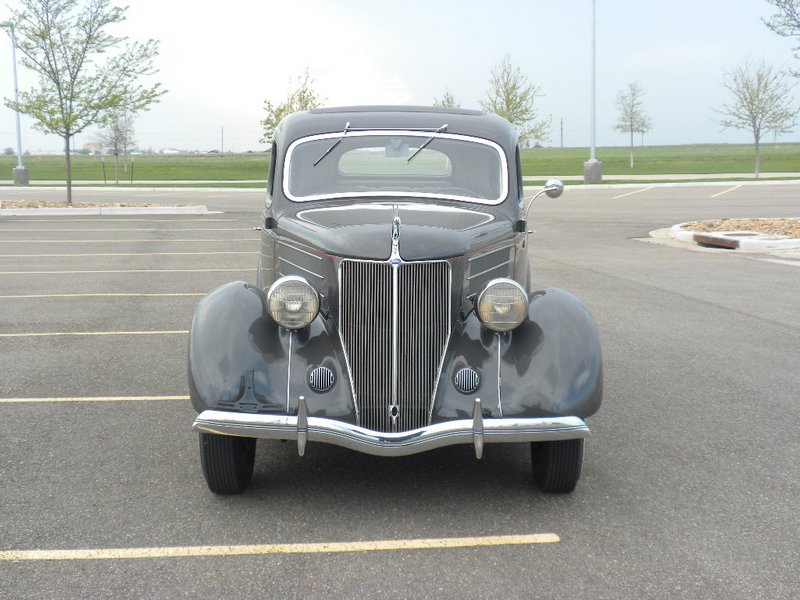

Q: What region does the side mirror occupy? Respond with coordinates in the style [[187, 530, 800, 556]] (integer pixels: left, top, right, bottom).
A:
[[544, 178, 564, 199], [523, 178, 564, 233]]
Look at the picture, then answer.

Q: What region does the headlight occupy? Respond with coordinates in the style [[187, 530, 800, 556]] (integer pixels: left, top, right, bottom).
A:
[[477, 278, 528, 332], [266, 276, 319, 330]]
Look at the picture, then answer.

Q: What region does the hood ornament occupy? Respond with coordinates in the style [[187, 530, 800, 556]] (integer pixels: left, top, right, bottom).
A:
[[390, 205, 402, 264]]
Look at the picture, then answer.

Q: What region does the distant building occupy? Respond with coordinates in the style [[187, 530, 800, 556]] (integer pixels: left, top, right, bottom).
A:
[[160, 148, 181, 155], [82, 142, 104, 155]]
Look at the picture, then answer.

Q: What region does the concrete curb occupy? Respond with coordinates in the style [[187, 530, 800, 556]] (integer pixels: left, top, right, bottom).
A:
[[0, 205, 218, 216], [669, 222, 800, 250]]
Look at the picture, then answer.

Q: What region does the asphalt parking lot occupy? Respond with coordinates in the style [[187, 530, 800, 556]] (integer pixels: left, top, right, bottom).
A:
[[1, 183, 799, 599]]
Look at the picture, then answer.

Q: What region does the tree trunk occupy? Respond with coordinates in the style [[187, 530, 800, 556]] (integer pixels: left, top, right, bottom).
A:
[[64, 134, 73, 206], [629, 129, 634, 168], [754, 137, 761, 179], [114, 153, 120, 185]]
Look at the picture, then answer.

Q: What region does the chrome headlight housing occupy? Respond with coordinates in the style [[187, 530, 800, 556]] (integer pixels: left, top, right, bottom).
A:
[[266, 275, 319, 330], [476, 278, 528, 332]]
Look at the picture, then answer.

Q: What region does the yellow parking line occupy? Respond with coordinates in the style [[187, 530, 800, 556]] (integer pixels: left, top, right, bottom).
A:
[[0, 268, 253, 275], [613, 186, 652, 199], [710, 184, 742, 198], [0, 395, 189, 404], [0, 534, 559, 561], [0, 330, 188, 338], [0, 293, 205, 299]]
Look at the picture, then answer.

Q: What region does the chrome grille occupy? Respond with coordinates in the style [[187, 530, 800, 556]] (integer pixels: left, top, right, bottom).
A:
[[340, 260, 451, 433]]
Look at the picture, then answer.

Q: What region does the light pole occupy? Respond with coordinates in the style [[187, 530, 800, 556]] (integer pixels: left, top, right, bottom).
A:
[[0, 21, 29, 185], [583, 0, 602, 184]]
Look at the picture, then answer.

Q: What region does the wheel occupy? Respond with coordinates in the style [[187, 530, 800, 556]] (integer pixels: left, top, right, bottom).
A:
[[531, 439, 584, 493], [199, 432, 256, 495]]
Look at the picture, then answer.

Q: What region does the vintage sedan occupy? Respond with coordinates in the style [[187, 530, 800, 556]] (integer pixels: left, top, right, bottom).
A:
[[188, 106, 602, 494]]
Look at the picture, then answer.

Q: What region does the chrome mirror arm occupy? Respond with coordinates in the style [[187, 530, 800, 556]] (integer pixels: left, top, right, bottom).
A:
[[522, 178, 564, 234]]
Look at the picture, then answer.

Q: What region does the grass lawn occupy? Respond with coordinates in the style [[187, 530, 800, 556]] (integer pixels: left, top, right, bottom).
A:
[[0, 143, 796, 183], [521, 143, 799, 176], [0, 152, 270, 182]]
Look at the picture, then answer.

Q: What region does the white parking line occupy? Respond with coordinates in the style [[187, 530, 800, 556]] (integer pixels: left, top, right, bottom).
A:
[[613, 186, 652, 199], [0, 252, 254, 257], [710, 184, 742, 198], [0, 330, 188, 338], [0, 293, 205, 299], [0, 228, 249, 232], [0, 395, 189, 404], [2, 218, 238, 223], [0, 238, 259, 244], [0, 268, 253, 275], [0, 533, 559, 561], [752, 258, 800, 267]]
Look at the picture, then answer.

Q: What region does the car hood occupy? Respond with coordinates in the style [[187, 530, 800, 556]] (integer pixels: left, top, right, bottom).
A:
[[275, 202, 515, 260]]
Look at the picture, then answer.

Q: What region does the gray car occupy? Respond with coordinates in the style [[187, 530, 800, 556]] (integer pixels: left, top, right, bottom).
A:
[[188, 106, 603, 494]]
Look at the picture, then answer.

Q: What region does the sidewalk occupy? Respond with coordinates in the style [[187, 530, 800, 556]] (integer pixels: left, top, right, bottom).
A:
[[523, 172, 800, 182]]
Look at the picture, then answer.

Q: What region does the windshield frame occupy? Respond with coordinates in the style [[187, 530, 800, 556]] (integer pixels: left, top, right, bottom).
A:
[[282, 129, 509, 205]]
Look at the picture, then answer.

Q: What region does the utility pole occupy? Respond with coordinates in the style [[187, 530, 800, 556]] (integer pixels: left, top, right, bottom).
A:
[[560, 117, 564, 149], [583, 0, 602, 184], [0, 21, 29, 185]]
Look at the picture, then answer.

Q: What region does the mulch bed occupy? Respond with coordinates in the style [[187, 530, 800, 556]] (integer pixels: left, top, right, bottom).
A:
[[0, 200, 155, 208], [680, 218, 800, 238]]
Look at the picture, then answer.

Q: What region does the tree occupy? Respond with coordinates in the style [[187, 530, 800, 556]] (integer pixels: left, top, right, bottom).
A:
[[765, 0, 800, 76], [480, 55, 550, 143], [94, 108, 135, 183], [716, 61, 798, 177], [260, 70, 324, 144], [4, 0, 164, 205], [613, 82, 652, 168], [433, 90, 460, 108]]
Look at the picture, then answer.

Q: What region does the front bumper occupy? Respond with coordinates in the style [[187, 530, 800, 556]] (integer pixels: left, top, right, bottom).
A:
[[193, 398, 590, 458]]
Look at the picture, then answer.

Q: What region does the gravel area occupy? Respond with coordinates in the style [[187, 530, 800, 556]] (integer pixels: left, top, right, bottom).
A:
[[681, 218, 800, 238]]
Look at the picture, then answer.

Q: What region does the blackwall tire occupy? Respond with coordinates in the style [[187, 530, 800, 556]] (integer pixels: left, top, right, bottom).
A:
[[199, 432, 256, 495], [531, 439, 584, 493]]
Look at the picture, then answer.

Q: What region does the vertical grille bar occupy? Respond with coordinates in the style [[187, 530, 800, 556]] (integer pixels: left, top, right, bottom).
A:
[[340, 259, 450, 433]]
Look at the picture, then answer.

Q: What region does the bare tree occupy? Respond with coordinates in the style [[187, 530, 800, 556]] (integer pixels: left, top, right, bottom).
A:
[[260, 70, 324, 144], [3, 0, 164, 205], [433, 90, 460, 108], [765, 0, 800, 75], [613, 82, 652, 168], [716, 61, 798, 177], [480, 55, 550, 143], [94, 108, 136, 183]]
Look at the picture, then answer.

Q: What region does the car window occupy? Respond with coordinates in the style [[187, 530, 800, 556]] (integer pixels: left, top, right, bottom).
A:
[[338, 146, 452, 176], [283, 131, 508, 205]]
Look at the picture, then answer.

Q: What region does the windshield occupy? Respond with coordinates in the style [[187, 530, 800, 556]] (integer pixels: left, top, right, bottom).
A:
[[283, 130, 508, 204]]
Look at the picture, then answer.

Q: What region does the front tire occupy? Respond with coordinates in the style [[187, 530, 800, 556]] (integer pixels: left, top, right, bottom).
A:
[[531, 439, 584, 493], [199, 432, 256, 495]]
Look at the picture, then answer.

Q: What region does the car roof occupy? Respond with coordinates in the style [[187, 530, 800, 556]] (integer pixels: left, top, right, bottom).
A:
[[274, 106, 519, 152]]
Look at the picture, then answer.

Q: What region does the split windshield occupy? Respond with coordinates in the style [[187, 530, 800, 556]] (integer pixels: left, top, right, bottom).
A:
[[283, 131, 508, 204]]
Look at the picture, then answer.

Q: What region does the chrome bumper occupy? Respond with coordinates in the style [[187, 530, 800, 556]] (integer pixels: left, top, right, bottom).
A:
[[193, 398, 590, 458]]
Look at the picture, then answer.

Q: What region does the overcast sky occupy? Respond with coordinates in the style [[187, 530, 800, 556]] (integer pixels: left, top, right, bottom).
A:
[[0, 0, 798, 153]]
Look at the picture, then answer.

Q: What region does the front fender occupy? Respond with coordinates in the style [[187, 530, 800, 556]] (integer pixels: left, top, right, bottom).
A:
[[433, 288, 602, 422], [188, 282, 287, 414], [502, 288, 603, 418], [188, 281, 356, 422]]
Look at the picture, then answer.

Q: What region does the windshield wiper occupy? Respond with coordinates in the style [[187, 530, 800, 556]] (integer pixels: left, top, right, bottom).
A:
[[313, 122, 350, 167], [407, 123, 447, 163]]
